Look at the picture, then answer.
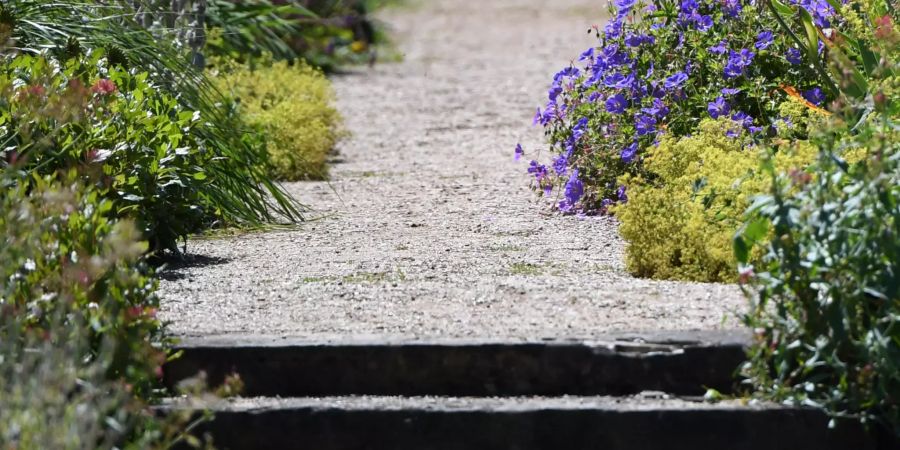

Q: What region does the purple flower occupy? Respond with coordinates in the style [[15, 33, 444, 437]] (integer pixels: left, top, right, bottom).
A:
[[802, 87, 826, 106], [731, 111, 754, 129], [553, 154, 568, 175], [707, 97, 731, 119], [564, 169, 584, 206], [635, 113, 657, 136], [571, 117, 589, 142], [664, 72, 688, 90], [604, 72, 634, 89], [798, 0, 835, 28], [514, 143, 524, 161], [724, 49, 755, 79], [616, 185, 628, 202], [620, 141, 638, 163], [755, 31, 774, 50], [614, 0, 637, 12], [680, 0, 699, 13], [694, 15, 714, 32], [721, 87, 741, 96], [548, 84, 562, 101], [625, 34, 652, 47], [786, 47, 803, 65], [527, 160, 548, 181], [579, 47, 595, 61], [532, 108, 542, 126], [642, 98, 670, 118], [722, 0, 742, 18], [708, 40, 728, 55], [604, 16, 624, 39], [606, 94, 628, 114]]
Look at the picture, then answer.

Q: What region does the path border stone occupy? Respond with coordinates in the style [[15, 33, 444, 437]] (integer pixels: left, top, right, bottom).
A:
[[164, 330, 748, 396]]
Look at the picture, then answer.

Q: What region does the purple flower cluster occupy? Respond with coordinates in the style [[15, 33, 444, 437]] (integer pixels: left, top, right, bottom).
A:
[[523, 0, 835, 212], [678, 0, 714, 32], [559, 169, 585, 212], [724, 48, 755, 78], [786, 47, 803, 65], [793, 0, 836, 28], [707, 97, 731, 119]]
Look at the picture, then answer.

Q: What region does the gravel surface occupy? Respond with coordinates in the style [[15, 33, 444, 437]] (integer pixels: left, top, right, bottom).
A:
[[159, 0, 745, 339], [175, 394, 770, 412]]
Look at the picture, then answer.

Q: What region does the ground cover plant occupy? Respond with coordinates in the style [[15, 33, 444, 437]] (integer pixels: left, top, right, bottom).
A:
[[214, 59, 342, 180], [615, 117, 819, 282]]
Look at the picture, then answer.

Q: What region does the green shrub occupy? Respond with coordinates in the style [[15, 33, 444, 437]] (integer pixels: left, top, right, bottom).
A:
[[0, 171, 165, 391], [0, 171, 215, 447], [0, 52, 216, 252], [615, 118, 817, 282], [736, 115, 900, 434], [0, 312, 205, 449], [214, 60, 342, 180], [2, 0, 304, 243]]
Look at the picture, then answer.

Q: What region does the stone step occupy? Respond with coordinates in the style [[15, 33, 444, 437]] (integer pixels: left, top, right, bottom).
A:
[[163, 330, 748, 397], [165, 394, 891, 450]]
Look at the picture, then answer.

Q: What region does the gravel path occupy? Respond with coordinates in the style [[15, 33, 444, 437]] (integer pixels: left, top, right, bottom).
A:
[[159, 0, 745, 340]]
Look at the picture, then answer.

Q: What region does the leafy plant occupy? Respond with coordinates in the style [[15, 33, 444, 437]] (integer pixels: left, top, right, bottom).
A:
[[204, 0, 315, 62], [0, 171, 165, 391], [736, 113, 900, 435], [1, 0, 305, 242], [0, 311, 210, 449], [213, 58, 342, 180], [0, 52, 218, 251], [0, 171, 215, 448], [204, 0, 390, 70]]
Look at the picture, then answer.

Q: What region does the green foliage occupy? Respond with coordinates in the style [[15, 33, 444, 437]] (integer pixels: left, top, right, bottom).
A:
[[1, 0, 304, 241], [736, 115, 900, 434], [616, 119, 817, 282], [0, 172, 164, 391], [0, 172, 215, 448], [203, 0, 315, 62], [204, 0, 390, 70], [0, 52, 216, 251], [0, 312, 207, 449], [214, 59, 342, 180], [733, 5, 900, 434]]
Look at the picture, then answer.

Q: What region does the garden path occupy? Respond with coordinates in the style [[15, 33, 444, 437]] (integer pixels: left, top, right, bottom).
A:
[[159, 0, 745, 340]]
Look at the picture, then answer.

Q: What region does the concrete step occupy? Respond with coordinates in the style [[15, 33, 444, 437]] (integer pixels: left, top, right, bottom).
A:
[[166, 394, 891, 450], [163, 330, 748, 397]]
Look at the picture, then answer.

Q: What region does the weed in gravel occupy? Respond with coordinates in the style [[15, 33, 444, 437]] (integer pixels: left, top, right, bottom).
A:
[[509, 262, 543, 276]]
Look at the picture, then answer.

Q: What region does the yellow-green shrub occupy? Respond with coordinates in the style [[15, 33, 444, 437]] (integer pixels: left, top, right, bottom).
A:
[[214, 60, 342, 180], [615, 119, 817, 282]]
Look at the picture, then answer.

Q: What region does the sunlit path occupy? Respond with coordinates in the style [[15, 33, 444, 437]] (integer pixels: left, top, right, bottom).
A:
[[159, 0, 744, 339]]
